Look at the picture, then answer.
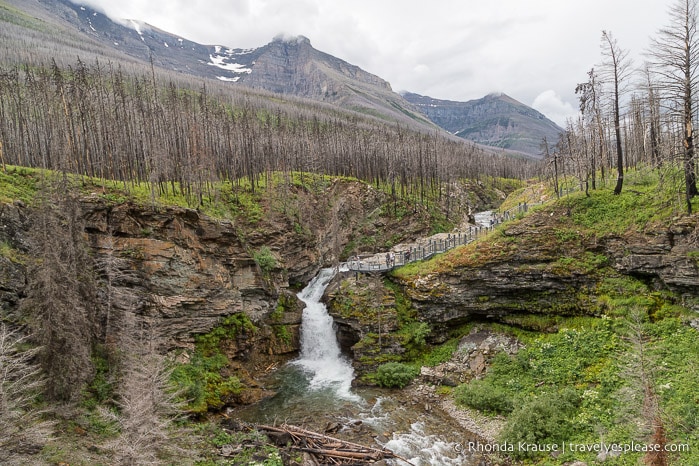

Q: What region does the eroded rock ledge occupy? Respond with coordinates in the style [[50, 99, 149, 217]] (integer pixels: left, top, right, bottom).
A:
[[325, 207, 698, 379]]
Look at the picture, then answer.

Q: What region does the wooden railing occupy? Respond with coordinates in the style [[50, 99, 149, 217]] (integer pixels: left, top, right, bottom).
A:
[[347, 202, 536, 273]]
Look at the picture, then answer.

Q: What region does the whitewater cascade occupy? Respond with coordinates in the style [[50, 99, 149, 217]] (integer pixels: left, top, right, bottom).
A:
[[277, 267, 473, 465], [293, 267, 357, 399]]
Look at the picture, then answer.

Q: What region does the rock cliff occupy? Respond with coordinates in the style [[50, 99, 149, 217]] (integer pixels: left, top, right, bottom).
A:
[[236, 36, 430, 127], [393, 207, 699, 328], [325, 202, 699, 379], [1, 177, 487, 398], [605, 216, 699, 302]]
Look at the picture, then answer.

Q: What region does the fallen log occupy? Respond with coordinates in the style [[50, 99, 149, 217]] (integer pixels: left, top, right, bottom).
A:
[[257, 423, 416, 465], [299, 447, 382, 461]]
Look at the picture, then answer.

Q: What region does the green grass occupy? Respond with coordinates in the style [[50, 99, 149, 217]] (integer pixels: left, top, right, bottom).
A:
[[389, 228, 511, 280], [562, 166, 699, 235], [392, 165, 698, 283], [0, 165, 41, 203], [408, 337, 460, 368], [0, 240, 25, 263], [447, 269, 699, 464]]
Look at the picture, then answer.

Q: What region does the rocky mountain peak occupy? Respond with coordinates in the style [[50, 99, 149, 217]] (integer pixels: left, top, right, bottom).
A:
[[272, 34, 312, 45]]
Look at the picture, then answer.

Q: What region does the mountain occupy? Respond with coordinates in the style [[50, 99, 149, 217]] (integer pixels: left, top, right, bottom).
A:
[[1, 0, 552, 157], [402, 92, 564, 158], [14, 0, 432, 129]]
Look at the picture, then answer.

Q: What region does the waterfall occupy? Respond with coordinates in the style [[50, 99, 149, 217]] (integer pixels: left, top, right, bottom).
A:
[[474, 210, 494, 227], [236, 266, 478, 465], [292, 267, 357, 400]]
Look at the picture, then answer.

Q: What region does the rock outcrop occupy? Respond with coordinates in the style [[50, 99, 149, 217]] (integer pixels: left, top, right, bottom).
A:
[[1, 177, 471, 388], [391, 215, 600, 332], [605, 216, 699, 307], [390, 207, 699, 331], [82, 200, 288, 347], [0, 201, 29, 316], [420, 329, 522, 387], [324, 203, 699, 379]]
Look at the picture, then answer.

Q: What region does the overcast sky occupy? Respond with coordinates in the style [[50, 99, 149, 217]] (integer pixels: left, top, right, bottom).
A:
[[74, 0, 672, 127]]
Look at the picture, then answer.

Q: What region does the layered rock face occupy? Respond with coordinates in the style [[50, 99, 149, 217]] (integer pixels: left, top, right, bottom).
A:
[[325, 205, 699, 377], [393, 209, 699, 329], [0, 178, 449, 368], [390, 216, 597, 331], [606, 216, 699, 303], [82, 201, 288, 348]]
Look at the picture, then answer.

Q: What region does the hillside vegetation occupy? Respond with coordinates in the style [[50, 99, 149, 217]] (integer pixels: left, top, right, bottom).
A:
[[371, 166, 699, 465], [0, 59, 533, 209], [394, 166, 697, 279], [0, 163, 521, 465]]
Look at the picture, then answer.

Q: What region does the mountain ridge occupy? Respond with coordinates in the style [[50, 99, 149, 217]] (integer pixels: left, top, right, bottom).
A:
[[402, 91, 564, 158], [36, 0, 435, 130]]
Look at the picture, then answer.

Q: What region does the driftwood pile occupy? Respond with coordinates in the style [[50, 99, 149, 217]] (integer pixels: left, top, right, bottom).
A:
[[258, 423, 416, 465]]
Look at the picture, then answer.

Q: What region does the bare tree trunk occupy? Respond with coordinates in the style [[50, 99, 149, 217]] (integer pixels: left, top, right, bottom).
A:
[[0, 325, 54, 464], [103, 313, 188, 465], [21, 178, 97, 403]]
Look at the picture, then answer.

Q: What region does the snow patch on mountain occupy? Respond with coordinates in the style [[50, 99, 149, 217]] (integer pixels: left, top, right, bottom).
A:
[[208, 46, 252, 74], [128, 19, 147, 42]]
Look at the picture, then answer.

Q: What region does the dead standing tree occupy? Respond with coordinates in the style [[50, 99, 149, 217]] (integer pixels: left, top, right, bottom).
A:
[[0, 324, 54, 465], [576, 68, 607, 189], [20, 179, 98, 403], [600, 30, 633, 195], [646, 0, 699, 213], [618, 310, 668, 466], [102, 312, 188, 466]]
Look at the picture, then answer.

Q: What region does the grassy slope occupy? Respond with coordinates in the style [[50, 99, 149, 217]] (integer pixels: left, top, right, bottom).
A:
[[390, 167, 699, 465]]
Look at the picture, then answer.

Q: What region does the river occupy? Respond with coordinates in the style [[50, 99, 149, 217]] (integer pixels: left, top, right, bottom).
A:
[[235, 267, 484, 465]]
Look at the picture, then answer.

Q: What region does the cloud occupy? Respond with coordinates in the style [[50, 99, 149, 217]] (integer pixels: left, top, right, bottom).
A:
[[531, 90, 577, 128]]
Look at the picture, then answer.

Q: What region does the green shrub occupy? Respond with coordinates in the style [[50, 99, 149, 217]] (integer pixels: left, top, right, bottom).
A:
[[170, 353, 242, 414], [412, 338, 459, 367], [274, 325, 292, 344], [499, 389, 580, 458], [195, 313, 257, 356], [405, 322, 430, 347], [253, 246, 277, 274], [374, 362, 419, 388], [453, 379, 514, 415]]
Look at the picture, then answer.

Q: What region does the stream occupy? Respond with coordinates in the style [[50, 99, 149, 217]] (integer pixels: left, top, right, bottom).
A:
[[235, 267, 484, 465]]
